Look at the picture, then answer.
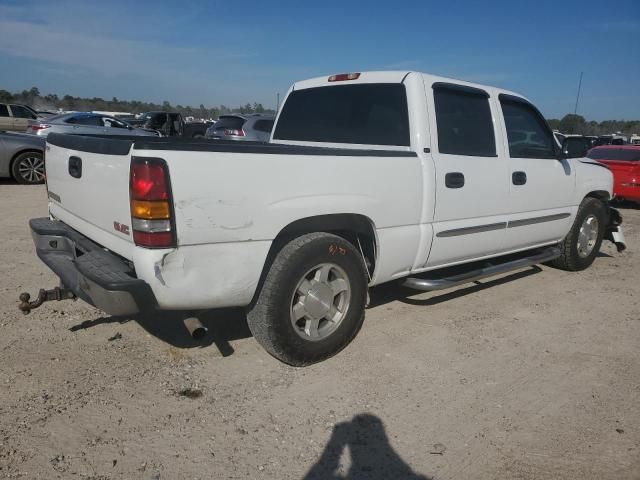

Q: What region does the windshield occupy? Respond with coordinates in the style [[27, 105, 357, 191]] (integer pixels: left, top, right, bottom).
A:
[[587, 148, 640, 161]]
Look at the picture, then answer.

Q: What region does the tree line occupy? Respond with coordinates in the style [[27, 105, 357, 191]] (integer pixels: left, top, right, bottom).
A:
[[547, 114, 640, 137], [0, 87, 275, 119]]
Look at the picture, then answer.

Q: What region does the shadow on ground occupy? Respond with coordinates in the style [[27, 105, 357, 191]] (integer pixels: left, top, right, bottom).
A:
[[68, 265, 554, 357], [70, 308, 251, 356], [303, 413, 432, 480]]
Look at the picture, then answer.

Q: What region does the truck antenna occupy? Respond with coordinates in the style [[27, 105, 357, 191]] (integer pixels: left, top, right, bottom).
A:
[[574, 71, 583, 115]]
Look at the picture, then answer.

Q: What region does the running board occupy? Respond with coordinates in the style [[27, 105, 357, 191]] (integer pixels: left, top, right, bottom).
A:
[[402, 247, 561, 292]]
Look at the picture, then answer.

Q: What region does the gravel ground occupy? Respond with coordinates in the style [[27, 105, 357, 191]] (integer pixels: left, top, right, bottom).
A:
[[1, 181, 638, 480]]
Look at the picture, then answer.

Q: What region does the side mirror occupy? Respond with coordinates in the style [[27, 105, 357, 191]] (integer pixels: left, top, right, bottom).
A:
[[560, 137, 588, 159]]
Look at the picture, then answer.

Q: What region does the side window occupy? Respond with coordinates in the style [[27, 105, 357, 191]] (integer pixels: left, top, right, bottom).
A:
[[433, 85, 496, 157], [10, 105, 36, 119], [74, 115, 102, 126], [500, 96, 555, 159], [103, 117, 127, 128], [254, 119, 274, 133], [0, 105, 9, 117]]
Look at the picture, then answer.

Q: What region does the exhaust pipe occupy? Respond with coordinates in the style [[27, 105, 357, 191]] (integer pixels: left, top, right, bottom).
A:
[[183, 316, 208, 340]]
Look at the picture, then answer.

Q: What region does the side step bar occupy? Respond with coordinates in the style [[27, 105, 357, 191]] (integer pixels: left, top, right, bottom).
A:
[[402, 247, 561, 292]]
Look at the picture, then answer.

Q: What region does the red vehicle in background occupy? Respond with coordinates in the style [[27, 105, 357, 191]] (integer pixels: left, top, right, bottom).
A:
[[587, 146, 640, 203]]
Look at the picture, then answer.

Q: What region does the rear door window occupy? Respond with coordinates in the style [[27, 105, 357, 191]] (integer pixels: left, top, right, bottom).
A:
[[0, 105, 9, 117], [433, 84, 496, 157], [10, 105, 37, 119], [66, 115, 103, 126], [273, 84, 410, 146]]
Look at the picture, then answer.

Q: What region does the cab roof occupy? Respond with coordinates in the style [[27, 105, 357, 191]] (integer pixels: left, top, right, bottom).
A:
[[291, 70, 526, 102]]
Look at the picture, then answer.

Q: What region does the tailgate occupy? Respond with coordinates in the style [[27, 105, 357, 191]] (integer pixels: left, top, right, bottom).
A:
[[45, 134, 136, 260]]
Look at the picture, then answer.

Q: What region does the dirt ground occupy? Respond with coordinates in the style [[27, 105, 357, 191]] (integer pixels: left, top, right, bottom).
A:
[[0, 181, 638, 480]]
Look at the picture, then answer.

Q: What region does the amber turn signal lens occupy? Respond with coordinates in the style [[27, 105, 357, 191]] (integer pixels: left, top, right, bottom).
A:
[[131, 200, 170, 219]]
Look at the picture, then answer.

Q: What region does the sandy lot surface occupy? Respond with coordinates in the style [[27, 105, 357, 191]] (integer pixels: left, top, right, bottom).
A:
[[0, 181, 638, 480]]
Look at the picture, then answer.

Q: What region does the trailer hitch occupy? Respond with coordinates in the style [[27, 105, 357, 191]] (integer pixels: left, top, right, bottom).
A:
[[18, 287, 76, 315]]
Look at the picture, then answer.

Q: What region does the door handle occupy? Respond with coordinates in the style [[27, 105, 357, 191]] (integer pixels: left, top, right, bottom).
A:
[[512, 171, 527, 185], [68, 156, 82, 178], [445, 172, 465, 189]]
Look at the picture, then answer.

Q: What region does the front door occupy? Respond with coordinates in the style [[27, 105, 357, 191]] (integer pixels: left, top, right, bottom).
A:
[[497, 95, 576, 250], [425, 81, 510, 268]]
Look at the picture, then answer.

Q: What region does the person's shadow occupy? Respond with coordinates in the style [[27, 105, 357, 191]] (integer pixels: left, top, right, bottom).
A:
[[303, 414, 432, 480]]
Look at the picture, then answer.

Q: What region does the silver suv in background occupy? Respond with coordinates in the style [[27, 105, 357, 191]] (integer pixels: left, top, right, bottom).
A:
[[205, 114, 275, 142], [26, 112, 160, 138]]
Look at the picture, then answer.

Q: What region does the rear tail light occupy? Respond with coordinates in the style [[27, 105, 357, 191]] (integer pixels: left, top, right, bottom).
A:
[[328, 72, 360, 82], [30, 124, 51, 132], [223, 128, 245, 136], [130, 157, 176, 248]]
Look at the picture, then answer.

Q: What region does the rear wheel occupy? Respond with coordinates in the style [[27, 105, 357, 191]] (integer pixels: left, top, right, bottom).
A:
[[247, 233, 368, 366], [11, 151, 45, 185], [550, 197, 606, 271]]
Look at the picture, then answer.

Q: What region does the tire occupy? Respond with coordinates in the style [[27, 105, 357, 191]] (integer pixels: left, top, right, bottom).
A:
[[550, 197, 607, 271], [11, 151, 45, 185], [247, 233, 368, 366]]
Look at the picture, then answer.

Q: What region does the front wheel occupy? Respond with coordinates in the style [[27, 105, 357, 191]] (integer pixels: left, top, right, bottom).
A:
[[550, 197, 606, 271], [247, 233, 368, 366]]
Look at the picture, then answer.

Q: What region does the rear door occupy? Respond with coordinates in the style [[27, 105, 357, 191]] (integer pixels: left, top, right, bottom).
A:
[[45, 136, 136, 259], [497, 95, 575, 250], [425, 81, 509, 267], [9, 105, 37, 132]]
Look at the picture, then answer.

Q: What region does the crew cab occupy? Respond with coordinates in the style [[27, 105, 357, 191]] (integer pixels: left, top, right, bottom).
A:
[[22, 71, 626, 365]]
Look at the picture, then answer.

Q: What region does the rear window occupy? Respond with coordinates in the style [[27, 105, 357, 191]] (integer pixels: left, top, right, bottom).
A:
[[0, 105, 8, 117], [253, 119, 274, 133], [587, 148, 640, 161], [215, 116, 245, 130], [273, 84, 410, 146]]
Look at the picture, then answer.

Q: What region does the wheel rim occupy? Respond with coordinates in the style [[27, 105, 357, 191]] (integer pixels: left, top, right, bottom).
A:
[[577, 214, 599, 258], [290, 263, 351, 342], [18, 156, 45, 183]]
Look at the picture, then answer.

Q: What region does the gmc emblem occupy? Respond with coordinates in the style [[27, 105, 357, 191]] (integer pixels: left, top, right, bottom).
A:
[[113, 221, 130, 236]]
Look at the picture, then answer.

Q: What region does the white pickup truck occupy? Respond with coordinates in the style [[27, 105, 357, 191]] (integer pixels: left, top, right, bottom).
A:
[[21, 71, 626, 365]]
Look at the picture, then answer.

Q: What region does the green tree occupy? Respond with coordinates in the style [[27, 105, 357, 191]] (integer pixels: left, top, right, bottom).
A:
[[558, 114, 586, 134]]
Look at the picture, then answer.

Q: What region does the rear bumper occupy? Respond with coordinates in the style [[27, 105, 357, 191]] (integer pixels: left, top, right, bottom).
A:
[[30, 218, 156, 316]]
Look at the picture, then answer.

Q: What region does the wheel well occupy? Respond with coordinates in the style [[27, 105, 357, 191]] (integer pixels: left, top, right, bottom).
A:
[[250, 214, 378, 306], [586, 190, 611, 202], [10, 149, 43, 177]]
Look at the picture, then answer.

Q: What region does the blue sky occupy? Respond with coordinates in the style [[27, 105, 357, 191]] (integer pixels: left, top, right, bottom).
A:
[[1, 0, 638, 120]]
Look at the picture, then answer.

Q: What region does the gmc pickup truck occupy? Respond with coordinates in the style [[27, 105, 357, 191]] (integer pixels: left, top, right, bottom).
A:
[[21, 71, 626, 366]]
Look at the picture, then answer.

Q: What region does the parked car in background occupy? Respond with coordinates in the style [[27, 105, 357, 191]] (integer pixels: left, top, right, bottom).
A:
[[629, 134, 640, 145], [26, 112, 159, 138], [0, 103, 40, 132], [0, 131, 45, 184], [588, 145, 640, 203], [205, 114, 275, 141], [129, 112, 209, 138]]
